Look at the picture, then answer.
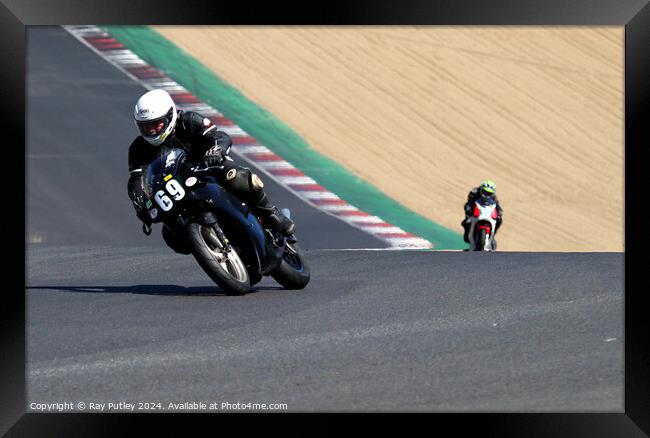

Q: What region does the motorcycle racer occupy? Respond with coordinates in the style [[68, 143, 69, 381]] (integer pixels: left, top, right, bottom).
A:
[[127, 89, 295, 252], [461, 180, 503, 244]]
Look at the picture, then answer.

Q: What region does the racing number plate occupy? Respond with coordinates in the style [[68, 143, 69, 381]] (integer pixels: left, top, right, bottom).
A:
[[153, 179, 186, 212]]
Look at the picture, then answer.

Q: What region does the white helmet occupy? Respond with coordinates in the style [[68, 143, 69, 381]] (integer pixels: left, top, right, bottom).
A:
[[133, 89, 178, 146]]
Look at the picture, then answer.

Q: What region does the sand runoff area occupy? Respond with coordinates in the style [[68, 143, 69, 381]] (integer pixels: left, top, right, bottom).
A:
[[154, 27, 623, 252]]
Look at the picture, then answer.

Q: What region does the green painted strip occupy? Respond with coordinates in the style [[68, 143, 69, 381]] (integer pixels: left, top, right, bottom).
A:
[[105, 25, 465, 249]]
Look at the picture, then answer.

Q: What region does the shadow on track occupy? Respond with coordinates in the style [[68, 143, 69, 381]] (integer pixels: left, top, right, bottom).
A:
[[27, 284, 285, 297]]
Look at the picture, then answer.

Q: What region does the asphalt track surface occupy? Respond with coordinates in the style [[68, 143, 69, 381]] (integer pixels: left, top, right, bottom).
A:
[[26, 27, 623, 411]]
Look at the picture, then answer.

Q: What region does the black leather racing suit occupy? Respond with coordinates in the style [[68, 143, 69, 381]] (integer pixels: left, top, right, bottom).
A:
[[127, 110, 289, 253], [462, 187, 503, 243]]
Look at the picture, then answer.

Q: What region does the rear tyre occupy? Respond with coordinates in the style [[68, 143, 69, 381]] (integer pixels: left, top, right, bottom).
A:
[[185, 222, 250, 295], [249, 272, 263, 287], [270, 241, 311, 289]]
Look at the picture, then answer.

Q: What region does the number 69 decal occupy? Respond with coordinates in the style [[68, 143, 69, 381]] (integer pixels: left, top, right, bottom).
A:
[[154, 179, 186, 211]]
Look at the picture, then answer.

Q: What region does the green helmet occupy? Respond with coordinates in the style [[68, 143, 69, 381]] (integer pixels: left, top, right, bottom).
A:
[[479, 180, 496, 198]]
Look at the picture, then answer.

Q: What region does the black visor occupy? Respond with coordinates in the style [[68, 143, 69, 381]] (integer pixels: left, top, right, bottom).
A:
[[480, 188, 494, 198], [136, 108, 173, 138]]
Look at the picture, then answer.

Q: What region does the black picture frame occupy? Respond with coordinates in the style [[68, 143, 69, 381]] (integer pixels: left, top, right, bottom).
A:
[[3, 0, 648, 435]]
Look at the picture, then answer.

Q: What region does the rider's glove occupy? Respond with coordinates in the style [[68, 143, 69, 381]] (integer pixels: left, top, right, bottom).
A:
[[204, 144, 223, 167], [134, 201, 152, 226], [132, 195, 152, 224]]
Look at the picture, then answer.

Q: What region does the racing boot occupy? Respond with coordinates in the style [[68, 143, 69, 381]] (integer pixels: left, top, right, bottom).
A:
[[252, 194, 295, 236]]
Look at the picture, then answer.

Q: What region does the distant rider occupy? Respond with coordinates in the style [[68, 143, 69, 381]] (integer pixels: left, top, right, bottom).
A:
[[127, 89, 295, 253], [461, 180, 503, 244]]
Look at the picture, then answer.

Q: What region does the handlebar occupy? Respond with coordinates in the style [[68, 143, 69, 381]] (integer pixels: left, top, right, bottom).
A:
[[190, 164, 224, 173]]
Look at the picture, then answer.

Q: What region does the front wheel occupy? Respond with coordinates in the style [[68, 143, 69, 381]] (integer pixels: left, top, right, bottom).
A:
[[270, 241, 311, 289], [475, 228, 486, 251], [185, 222, 250, 295]]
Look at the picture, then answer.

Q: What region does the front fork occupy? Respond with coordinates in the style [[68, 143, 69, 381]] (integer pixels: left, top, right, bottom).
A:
[[184, 211, 233, 253], [212, 223, 233, 253]]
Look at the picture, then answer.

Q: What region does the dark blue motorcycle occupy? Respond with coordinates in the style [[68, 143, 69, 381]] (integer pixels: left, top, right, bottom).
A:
[[139, 147, 310, 294]]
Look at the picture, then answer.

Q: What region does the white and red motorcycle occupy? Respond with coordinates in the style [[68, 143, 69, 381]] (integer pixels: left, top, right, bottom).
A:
[[467, 197, 499, 251]]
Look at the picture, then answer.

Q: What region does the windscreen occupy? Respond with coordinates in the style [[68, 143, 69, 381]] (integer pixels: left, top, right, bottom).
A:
[[142, 148, 186, 197], [476, 196, 496, 207]]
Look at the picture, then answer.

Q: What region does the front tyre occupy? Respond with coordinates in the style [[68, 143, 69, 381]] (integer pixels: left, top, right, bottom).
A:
[[185, 222, 250, 295], [270, 241, 311, 289], [475, 229, 486, 251]]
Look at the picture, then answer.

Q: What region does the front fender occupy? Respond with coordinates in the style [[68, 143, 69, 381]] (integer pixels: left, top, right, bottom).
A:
[[196, 211, 218, 226], [187, 183, 278, 274]]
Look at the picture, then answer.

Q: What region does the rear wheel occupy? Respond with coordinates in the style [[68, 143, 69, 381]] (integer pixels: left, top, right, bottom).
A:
[[270, 241, 311, 289], [185, 222, 250, 295]]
